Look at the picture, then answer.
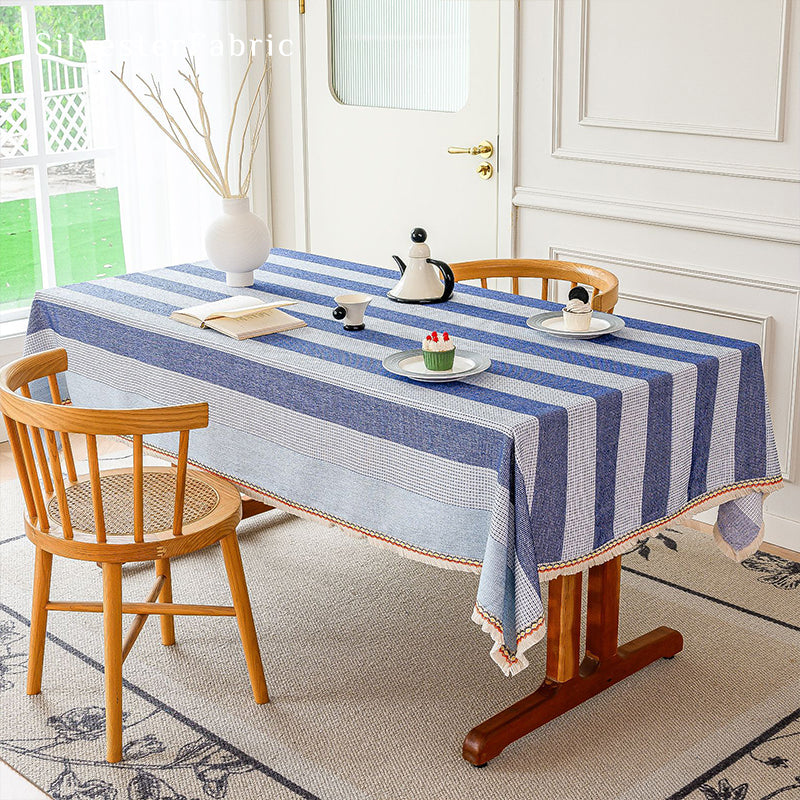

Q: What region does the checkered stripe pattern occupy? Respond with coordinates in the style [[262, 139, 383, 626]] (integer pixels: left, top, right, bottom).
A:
[[24, 248, 783, 674]]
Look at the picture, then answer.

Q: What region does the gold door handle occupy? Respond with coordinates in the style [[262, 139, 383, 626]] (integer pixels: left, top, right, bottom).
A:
[[447, 140, 494, 158]]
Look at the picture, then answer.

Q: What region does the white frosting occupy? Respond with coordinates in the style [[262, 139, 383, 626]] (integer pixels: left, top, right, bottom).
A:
[[564, 298, 592, 314], [422, 333, 455, 352]]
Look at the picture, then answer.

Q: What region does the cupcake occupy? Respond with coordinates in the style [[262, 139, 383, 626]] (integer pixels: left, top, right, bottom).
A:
[[562, 286, 593, 331], [422, 331, 455, 371]]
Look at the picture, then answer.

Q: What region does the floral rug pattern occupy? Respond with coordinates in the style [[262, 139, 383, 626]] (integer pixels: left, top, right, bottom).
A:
[[1, 529, 798, 799], [0, 608, 315, 800]]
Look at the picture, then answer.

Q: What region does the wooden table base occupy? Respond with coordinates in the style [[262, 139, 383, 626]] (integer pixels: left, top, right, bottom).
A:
[[462, 556, 683, 766], [241, 498, 275, 519]]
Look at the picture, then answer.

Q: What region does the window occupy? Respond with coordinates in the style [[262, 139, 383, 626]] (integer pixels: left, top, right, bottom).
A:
[[0, 2, 126, 321], [329, 0, 469, 113]]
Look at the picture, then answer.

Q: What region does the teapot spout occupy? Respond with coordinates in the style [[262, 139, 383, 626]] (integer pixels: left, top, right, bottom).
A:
[[392, 255, 407, 275]]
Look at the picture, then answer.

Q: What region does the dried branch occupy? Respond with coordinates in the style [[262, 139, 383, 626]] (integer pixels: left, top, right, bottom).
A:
[[237, 54, 272, 196], [111, 47, 272, 199], [111, 64, 225, 196], [224, 51, 254, 193]]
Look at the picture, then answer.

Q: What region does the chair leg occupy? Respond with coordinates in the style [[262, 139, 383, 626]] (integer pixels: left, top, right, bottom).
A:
[[27, 547, 53, 695], [155, 559, 176, 646], [219, 532, 269, 704], [102, 562, 123, 763]]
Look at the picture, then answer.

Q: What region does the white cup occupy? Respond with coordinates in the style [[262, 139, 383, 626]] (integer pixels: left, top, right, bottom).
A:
[[332, 292, 372, 331], [562, 308, 593, 331]]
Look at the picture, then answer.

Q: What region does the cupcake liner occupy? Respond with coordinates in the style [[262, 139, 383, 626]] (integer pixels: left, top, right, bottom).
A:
[[423, 348, 456, 371]]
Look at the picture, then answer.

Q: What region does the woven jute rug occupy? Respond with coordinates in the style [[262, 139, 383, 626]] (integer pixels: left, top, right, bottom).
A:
[[1, 469, 798, 800]]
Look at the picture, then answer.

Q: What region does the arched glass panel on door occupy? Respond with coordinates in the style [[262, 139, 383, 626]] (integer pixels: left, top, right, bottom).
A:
[[329, 0, 469, 112]]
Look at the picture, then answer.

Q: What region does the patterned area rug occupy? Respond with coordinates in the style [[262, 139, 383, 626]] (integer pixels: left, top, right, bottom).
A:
[[1, 473, 798, 800]]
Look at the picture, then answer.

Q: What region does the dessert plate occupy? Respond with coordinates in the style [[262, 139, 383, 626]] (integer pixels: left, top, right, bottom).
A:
[[383, 349, 491, 382], [526, 311, 625, 339]]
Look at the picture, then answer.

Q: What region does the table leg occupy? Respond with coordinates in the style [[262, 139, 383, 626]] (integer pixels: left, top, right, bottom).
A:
[[241, 498, 275, 519], [462, 556, 683, 766]]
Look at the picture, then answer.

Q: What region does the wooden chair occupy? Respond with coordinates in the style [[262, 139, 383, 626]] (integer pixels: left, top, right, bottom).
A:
[[0, 348, 268, 763], [450, 258, 619, 312]]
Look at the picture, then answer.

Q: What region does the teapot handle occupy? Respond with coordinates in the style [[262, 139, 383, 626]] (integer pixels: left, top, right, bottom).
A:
[[426, 259, 455, 302]]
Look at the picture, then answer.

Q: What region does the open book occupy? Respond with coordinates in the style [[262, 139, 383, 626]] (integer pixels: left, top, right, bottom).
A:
[[170, 295, 306, 340]]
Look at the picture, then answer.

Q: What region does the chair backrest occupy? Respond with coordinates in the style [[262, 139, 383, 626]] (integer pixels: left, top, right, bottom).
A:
[[450, 258, 619, 312], [0, 348, 209, 544]]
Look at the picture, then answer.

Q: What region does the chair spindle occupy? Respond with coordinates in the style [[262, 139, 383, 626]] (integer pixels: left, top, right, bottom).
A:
[[47, 374, 77, 483], [512, 277, 520, 295], [133, 434, 144, 542], [480, 278, 488, 289], [44, 428, 72, 539], [20, 384, 53, 493], [173, 430, 190, 536], [86, 434, 107, 543], [16, 421, 49, 530], [541, 278, 549, 302], [4, 414, 38, 523]]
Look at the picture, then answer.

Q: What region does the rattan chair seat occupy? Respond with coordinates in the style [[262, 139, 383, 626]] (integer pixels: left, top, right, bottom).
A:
[[47, 471, 219, 536]]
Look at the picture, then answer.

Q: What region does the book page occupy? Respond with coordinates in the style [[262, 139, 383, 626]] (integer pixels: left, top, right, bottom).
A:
[[205, 307, 306, 340], [170, 295, 296, 324]]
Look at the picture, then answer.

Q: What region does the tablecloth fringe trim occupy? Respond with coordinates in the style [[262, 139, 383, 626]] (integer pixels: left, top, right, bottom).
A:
[[535, 475, 783, 579], [473, 475, 783, 676], [239, 485, 483, 575]]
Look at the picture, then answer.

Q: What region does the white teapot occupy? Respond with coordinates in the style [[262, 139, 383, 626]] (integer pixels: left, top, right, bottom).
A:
[[387, 228, 455, 304]]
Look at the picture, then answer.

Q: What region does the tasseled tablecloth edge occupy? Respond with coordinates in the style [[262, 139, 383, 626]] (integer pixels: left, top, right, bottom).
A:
[[475, 475, 784, 676]]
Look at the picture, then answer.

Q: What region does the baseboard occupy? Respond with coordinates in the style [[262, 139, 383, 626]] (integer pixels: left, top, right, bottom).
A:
[[685, 515, 800, 562], [692, 507, 800, 554]]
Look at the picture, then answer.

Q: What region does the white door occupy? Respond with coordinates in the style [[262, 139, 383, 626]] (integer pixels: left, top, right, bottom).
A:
[[302, 0, 501, 267]]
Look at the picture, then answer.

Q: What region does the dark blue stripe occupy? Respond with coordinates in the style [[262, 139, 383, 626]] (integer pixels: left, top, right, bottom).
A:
[[531, 409, 569, 564], [165, 263, 674, 384], [255, 257, 547, 328], [619, 313, 764, 350], [122, 269, 628, 404], [61, 283, 573, 422], [641, 372, 673, 523], [27, 300, 509, 469], [688, 357, 718, 497], [593, 391, 621, 547], [270, 248, 765, 352], [119, 271, 230, 302], [735, 343, 767, 480]]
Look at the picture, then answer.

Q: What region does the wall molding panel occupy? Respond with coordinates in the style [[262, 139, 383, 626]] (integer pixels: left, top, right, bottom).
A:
[[513, 187, 800, 244], [551, 0, 800, 182], [576, 0, 790, 142], [547, 245, 800, 482]]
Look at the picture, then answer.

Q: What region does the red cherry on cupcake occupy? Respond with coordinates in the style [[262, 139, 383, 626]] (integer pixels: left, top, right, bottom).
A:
[[443, 332, 449, 341]]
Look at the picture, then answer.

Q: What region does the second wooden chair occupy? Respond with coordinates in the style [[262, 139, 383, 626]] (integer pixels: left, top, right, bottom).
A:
[[0, 348, 269, 764], [450, 258, 619, 312]]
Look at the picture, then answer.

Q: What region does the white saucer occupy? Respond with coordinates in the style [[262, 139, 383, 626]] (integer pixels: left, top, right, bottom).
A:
[[382, 349, 491, 382], [526, 311, 625, 339]]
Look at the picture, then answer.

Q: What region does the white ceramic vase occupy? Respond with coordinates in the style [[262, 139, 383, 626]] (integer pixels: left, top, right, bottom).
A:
[[204, 196, 271, 287]]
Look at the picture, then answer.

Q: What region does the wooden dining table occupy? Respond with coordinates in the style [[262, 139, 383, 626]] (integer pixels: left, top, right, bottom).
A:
[[23, 248, 783, 764]]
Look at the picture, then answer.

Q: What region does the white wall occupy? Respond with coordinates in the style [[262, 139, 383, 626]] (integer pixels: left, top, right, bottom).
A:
[[515, 0, 800, 548], [252, 0, 800, 548]]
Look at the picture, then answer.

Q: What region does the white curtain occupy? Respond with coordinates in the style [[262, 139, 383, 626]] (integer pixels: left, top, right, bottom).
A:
[[90, 0, 266, 272]]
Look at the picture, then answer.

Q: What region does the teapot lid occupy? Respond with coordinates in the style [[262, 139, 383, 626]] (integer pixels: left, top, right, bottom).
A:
[[411, 227, 427, 243]]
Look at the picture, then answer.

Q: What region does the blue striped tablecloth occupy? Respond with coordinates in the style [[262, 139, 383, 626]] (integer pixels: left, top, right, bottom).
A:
[[24, 248, 783, 675]]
